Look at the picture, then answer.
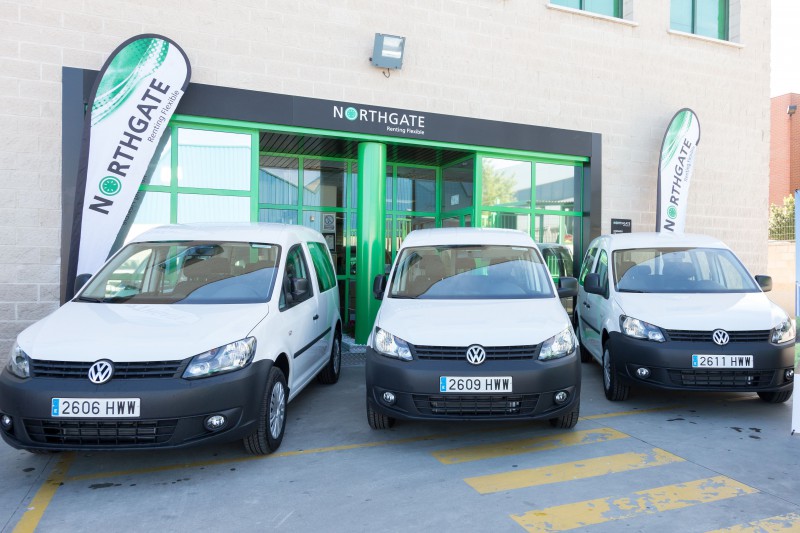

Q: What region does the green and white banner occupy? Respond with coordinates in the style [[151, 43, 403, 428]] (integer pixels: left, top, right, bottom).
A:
[[656, 109, 700, 233], [74, 34, 190, 278]]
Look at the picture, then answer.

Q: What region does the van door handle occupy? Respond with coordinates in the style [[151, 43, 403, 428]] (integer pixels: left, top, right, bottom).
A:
[[313, 314, 319, 320], [583, 301, 590, 308]]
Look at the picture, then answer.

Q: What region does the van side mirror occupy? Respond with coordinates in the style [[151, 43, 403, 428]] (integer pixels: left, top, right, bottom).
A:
[[292, 277, 309, 300], [755, 275, 772, 292], [74, 273, 92, 294], [373, 274, 387, 300], [584, 273, 605, 296], [558, 277, 578, 298]]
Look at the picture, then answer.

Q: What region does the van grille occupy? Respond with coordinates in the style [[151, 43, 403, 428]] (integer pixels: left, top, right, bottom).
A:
[[665, 330, 770, 343], [23, 418, 177, 446], [668, 369, 775, 388], [412, 394, 539, 416], [31, 360, 184, 379], [412, 345, 538, 360]]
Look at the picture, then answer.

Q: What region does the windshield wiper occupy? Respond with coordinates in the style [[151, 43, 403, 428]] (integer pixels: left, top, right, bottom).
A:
[[75, 295, 104, 303]]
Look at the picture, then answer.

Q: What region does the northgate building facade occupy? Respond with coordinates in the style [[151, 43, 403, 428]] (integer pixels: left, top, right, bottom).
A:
[[0, 1, 769, 348]]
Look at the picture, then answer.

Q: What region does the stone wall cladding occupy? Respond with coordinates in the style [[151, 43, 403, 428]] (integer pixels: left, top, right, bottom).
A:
[[0, 1, 772, 357]]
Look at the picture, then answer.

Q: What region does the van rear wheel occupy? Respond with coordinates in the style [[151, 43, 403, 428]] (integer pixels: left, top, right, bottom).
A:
[[317, 333, 341, 384], [575, 322, 592, 363]]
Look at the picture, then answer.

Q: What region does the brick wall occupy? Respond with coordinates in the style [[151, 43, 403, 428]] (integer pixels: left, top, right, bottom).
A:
[[0, 1, 772, 355]]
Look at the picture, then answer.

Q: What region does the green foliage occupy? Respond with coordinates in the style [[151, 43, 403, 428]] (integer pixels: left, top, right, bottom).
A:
[[769, 195, 795, 240], [482, 163, 518, 207]]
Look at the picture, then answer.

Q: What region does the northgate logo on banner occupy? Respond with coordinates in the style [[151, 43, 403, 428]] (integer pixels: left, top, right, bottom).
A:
[[72, 35, 191, 282], [656, 108, 700, 234]]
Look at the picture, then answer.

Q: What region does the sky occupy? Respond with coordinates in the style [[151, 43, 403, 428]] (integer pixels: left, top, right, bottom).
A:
[[771, 0, 800, 96]]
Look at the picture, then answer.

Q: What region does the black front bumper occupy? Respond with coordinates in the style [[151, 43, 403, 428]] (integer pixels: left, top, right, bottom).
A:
[[607, 332, 795, 392], [365, 347, 581, 422], [0, 359, 273, 451]]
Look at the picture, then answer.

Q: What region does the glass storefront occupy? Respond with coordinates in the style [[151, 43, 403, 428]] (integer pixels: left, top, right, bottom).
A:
[[127, 119, 588, 336]]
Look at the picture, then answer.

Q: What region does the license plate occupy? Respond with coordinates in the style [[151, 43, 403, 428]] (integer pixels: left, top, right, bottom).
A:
[[51, 398, 141, 418], [439, 376, 512, 393], [691, 355, 753, 369]]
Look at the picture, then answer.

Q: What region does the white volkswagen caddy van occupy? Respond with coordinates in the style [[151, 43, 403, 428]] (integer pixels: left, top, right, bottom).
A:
[[366, 228, 581, 429], [0, 223, 342, 454], [576, 232, 795, 402]]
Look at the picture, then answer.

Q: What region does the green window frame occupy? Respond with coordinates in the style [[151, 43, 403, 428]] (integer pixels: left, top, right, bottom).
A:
[[551, 0, 621, 18], [670, 0, 729, 41]]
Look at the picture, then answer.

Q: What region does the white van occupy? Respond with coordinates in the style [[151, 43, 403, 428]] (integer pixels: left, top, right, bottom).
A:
[[366, 228, 581, 429], [576, 232, 795, 402], [0, 223, 342, 454]]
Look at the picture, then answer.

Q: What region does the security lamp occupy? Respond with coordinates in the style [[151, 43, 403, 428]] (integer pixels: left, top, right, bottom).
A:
[[371, 33, 405, 70], [788, 105, 797, 116]]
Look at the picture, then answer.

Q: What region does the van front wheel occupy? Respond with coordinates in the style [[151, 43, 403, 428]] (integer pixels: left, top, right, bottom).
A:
[[549, 399, 580, 429], [603, 345, 629, 401], [367, 400, 395, 429], [243, 367, 287, 455]]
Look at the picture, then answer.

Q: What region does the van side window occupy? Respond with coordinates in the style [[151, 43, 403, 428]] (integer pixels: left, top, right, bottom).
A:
[[280, 245, 313, 310], [578, 247, 598, 285], [307, 241, 337, 292], [594, 250, 609, 294]]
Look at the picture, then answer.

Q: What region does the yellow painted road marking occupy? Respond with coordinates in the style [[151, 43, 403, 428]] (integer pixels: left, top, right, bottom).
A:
[[511, 475, 757, 532], [706, 513, 800, 532], [433, 427, 628, 465], [466, 448, 684, 494], [581, 405, 685, 421], [13, 452, 75, 533]]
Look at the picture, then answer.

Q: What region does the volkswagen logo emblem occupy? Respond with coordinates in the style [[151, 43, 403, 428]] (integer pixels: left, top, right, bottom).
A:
[[466, 345, 486, 365], [88, 360, 114, 384], [712, 329, 730, 346]]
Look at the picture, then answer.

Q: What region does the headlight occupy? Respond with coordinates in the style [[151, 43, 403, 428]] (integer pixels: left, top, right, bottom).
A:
[[6, 344, 30, 379], [620, 316, 665, 342], [539, 327, 576, 361], [183, 337, 256, 379], [771, 318, 796, 344], [373, 328, 412, 361]]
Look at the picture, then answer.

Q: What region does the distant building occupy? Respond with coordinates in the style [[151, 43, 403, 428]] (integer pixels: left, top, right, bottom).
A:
[[770, 93, 800, 206]]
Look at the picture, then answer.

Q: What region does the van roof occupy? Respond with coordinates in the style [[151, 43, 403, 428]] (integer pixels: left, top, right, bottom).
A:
[[129, 223, 325, 246], [399, 227, 537, 248], [595, 232, 730, 252]]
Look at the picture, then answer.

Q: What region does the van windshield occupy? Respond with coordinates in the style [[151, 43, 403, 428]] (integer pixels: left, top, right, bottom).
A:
[[388, 245, 554, 299], [77, 241, 280, 304], [613, 247, 760, 293]]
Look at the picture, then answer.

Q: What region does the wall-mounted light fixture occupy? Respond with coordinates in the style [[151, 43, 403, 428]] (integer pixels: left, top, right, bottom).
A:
[[370, 33, 405, 71], [788, 104, 797, 116]]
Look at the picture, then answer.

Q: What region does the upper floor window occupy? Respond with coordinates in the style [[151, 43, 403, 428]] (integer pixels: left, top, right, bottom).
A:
[[671, 0, 729, 40], [551, 0, 620, 18]]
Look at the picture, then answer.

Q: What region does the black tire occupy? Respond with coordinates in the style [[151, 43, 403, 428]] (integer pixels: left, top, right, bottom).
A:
[[366, 400, 395, 429], [317, 332, 341, 385], [602, 344, 629, 401], [549, 399, 580, 429], [575, 321, 592, 363], [757, 390, 793, 403], [243, 367, 287, 455]]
